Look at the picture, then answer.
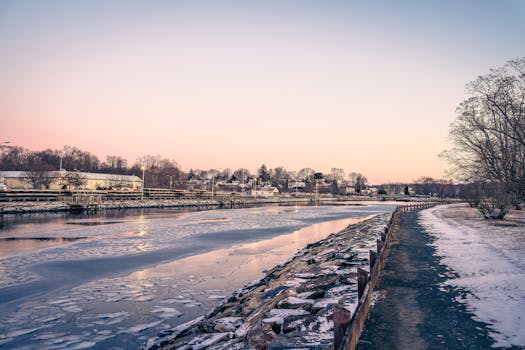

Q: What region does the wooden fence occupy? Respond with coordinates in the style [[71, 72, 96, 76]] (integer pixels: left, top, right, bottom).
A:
[[335, 202, 437, 350]]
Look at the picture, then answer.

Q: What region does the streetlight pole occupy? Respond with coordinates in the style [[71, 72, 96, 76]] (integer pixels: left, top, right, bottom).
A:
[[57, 150, 64, 172], [241, 173, 245, 197], [211, 175, 215, 199], [141, 166, 146, 201], [210, 168, 221, 200]]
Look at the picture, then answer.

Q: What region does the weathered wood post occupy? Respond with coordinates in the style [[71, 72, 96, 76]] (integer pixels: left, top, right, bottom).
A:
[[376, 239, 383, 254], [369, 250, 377, 270], [381, 227, 387, 242], [357, 267, 368, 299], [334, 305, 352, 350]]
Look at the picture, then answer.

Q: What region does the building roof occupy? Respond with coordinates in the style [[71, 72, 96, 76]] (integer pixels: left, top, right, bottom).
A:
[[0, 171, 141, 182], [253, 186, 279, 192]]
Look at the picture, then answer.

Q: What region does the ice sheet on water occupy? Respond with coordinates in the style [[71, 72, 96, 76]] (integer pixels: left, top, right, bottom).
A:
[[122, 320, 163, 334], [35, 332, 69, 341], [62, 305, 82, 313], [46, 334, 88, 349], [66, 341, 96, 350], [420, 204, 525, 348], [1, 204, 395, 349], [152, 306, 183, 318], [6, 327, 42, 338], [1, 204, 393, 288]]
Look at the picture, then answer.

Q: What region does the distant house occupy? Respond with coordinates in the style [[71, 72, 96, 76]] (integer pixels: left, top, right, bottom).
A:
[[289, 180, 306, 191], [0, 171, 142, 190], [251, 186, 279, 198], [345, 186, 357, 195]]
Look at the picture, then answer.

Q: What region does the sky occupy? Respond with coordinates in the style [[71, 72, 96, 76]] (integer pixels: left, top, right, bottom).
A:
[[0, 1, 524, 184]]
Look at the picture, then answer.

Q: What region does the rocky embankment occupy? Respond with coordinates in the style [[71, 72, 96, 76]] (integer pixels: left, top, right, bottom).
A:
[[0, 198, 315, 214], [144, 213, 391, 350], [0, 201, 69, 213]]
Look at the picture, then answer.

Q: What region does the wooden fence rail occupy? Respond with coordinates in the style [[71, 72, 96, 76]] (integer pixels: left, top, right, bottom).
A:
[[335, 202, 437, 350]]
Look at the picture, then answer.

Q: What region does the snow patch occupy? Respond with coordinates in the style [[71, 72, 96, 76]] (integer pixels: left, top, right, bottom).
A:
[[420, 204, 525, 348]]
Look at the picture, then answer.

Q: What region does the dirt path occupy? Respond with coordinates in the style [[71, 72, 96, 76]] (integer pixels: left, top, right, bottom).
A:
[[357, 209, 498, 350]]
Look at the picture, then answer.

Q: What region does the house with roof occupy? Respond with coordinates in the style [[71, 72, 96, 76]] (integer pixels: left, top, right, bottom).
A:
[[0, 171, 142, 191], [251, 185, 279, 198]]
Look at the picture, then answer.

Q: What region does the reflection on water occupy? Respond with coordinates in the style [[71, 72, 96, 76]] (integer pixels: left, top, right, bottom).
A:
[[0, 237, 88, 258], [192, 217, 232, 224], [131, 215, 370, 291], [66, 221, 122, 226], [137, 215, 148, 237], [0, 207, 207, 238]]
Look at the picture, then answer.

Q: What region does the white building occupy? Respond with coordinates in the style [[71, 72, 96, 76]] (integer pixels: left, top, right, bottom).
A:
[[251, 186, 279, 198], [0, 171, 142, 190]]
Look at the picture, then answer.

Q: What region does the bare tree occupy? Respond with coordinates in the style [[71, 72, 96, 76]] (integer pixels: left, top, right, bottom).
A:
[[22, 151, 58, 189], [348, 172, 368, 194], [329, 168, 345, 184], [233, 168, 251, 182], [270, 166, 289, 190], [445, 57, 525, 217], [64, 171, 87, 190], [102, 155, 128, 174], [23, 170, 58, 189], [131, 155, 185, 188]]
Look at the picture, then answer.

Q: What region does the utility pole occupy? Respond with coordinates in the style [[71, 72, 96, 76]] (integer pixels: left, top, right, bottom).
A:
[[141, 166, 146, 201], [241, 173, 245, 197]]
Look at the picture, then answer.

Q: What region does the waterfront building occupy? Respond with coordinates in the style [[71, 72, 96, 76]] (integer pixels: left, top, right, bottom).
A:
[[0, 171, 142, 191], [251, 185, 279, 198]]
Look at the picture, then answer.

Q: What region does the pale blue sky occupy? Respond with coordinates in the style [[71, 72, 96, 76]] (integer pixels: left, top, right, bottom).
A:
[[1, 1, 524, 182]]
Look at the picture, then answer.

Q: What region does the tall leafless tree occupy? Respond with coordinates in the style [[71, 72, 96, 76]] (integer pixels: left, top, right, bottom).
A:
[[64, 171, 88, 190], [348, 172, 368, 193], [444, 57, 525, 217]]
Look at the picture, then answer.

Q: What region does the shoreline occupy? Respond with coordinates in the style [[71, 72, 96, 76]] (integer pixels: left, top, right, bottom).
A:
[[0, 196, 439, 215], [0, 197, 378, 215], [0, 197, 311, 215]]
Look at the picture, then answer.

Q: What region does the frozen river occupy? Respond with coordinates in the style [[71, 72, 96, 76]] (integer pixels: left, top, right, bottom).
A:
[[0, 203, 396, 349]]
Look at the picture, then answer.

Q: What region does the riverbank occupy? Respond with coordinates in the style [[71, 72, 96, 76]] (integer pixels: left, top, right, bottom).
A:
[[0, 195, 443, 215], [144, 213, 391, 349], [0, 197, 317, 214]]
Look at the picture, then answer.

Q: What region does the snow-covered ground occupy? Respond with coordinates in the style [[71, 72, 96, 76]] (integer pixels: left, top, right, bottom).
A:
[[420, 204, 525, 348], [0, 203, 395, 349]]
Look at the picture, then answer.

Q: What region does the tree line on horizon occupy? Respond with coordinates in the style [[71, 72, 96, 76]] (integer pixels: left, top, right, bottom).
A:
[[444, 56, 525, 219], [0, 144, 458, 196]]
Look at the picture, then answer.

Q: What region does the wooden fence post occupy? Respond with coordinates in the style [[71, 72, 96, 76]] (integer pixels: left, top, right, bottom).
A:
[[376, 239, 383, 254], [369, 250, 377, 270], [357, 267, 368, 299], [334, 305, 353, 350]]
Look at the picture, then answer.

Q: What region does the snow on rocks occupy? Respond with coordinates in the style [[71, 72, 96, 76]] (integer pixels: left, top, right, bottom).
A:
[[145, 213, 391, 349]]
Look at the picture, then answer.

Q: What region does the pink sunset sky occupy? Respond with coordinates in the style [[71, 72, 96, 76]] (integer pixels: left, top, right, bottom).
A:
[[1, 1, 524, 184]]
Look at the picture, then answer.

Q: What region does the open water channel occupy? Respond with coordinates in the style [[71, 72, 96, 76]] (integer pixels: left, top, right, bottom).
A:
[[0, 202, 396, 349]]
